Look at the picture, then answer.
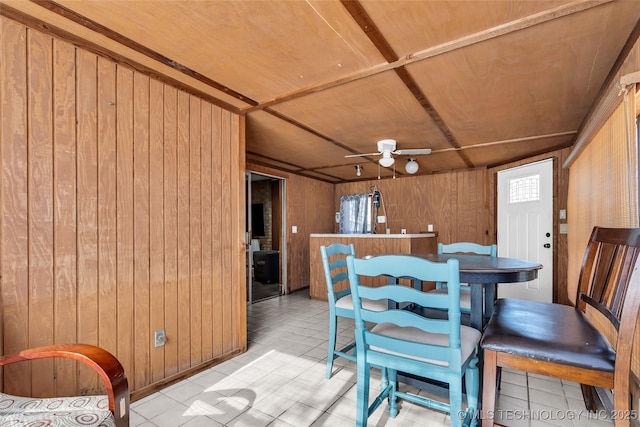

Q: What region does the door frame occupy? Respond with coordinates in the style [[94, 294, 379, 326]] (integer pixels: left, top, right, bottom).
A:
[[497, 158, 554, 302], [246, 170, 287, 304]]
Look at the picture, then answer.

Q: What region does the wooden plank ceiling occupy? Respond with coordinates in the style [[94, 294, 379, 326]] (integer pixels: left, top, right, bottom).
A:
[[6, 0, 640, 182]]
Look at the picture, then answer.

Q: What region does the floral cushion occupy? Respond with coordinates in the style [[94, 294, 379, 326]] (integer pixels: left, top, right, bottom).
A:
[[0, 392, 115, 427]]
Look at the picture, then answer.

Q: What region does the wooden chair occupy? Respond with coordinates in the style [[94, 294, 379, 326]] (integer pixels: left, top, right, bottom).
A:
[[429, 242, 497, 313], [320, 243, 387, 379], [0, 343, 129, 427], [481, 227, 640, 427], [346, 254, 481, 427]]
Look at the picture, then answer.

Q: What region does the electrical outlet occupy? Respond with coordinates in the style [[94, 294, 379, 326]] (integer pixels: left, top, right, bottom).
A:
[[154, 329, 166, 347]]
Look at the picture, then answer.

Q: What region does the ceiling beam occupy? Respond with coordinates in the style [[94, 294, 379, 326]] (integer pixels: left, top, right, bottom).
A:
[[340, 0, 473, 167], [242, 0, 610, 174], [242, 0, 612, 114], [249, 0, 602, 173], [431, 131, 577, 154], [29, 0, 259, 108]]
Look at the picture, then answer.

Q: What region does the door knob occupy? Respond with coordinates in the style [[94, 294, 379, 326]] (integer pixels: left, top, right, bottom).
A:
[[544, 243, 551, 248]]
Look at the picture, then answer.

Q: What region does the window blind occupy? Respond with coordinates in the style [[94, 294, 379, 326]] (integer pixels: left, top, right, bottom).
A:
[[566, 86, 638, 302]]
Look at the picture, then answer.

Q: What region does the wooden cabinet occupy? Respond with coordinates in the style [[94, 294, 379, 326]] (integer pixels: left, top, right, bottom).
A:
[[309, 233, 438, 300]]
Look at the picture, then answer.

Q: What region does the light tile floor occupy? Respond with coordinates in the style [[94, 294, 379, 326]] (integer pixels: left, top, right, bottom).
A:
[[131, 289, 614, 427]]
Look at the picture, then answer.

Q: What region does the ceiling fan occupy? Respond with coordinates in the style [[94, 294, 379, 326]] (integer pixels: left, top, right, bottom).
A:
[[345, 139, 431, 168]]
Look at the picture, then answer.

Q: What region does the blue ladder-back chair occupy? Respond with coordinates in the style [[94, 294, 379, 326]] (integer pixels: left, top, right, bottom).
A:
[[430, 242, 497, 313], [346, 254, 480, 427], [320, 243, 387, 379]]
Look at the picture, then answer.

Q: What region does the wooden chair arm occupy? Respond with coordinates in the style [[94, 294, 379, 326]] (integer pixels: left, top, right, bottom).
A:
[[0, 343, 129, 427]]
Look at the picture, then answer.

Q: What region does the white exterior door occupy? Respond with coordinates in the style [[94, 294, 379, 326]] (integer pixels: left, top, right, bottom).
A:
[[497, 159, 553, 302]]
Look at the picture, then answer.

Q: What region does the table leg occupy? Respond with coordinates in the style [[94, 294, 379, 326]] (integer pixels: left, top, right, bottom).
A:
[[484, 284, 497, 325], [470, 283, 485, 410], [470, 283, 483, 331]]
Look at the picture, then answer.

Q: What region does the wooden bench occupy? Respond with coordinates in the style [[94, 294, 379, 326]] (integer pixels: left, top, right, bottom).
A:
[[481, 227, 640, 427]]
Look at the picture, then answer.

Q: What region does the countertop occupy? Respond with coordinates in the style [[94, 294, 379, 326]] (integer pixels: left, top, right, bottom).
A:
[[310, 233, 437, 238]]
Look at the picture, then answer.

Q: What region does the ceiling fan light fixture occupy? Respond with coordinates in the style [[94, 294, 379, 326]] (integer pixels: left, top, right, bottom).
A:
[[379, 151, 395, 168], [377, 139, 397, 153], [405, 158, 419, 174], [379, 157, 394, 168]]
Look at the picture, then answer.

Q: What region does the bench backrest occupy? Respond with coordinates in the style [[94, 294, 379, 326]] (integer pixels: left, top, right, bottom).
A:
[[576, 227, 640, 331], [574, 227, 640, 415]]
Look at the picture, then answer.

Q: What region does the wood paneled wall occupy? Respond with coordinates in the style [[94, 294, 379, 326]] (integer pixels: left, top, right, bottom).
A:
[[335, 155, 571, 304], [0, 17, 246, 398], [248, 163, 567, 301], [248, 161, 569, 300], [287, 174, 336, 292], [335, 169, 492, 244]]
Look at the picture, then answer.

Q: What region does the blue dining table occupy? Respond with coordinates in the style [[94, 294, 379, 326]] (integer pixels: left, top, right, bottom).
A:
[[413, 253, 543, 331]]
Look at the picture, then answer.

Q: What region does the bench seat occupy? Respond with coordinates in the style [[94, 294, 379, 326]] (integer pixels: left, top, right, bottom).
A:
[[0, 393, 115, 427], [481, 298, 615, 372]]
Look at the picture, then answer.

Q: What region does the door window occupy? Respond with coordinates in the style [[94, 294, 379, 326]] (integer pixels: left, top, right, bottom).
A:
[[509, 175, 540, 203]]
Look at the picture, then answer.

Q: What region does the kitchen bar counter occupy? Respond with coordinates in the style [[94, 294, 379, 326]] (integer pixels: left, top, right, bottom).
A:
[[309, 233, 437, 300]]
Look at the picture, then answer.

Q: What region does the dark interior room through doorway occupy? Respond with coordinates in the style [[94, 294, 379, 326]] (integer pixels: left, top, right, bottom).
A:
[[246, 171, 284, 303]]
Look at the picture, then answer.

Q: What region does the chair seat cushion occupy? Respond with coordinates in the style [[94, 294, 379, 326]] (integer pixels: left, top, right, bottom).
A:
[[370, 323, 481, 366], [481, 298, 615, 372], [0, 392, 115, 427], [336, 294, 388, 312]]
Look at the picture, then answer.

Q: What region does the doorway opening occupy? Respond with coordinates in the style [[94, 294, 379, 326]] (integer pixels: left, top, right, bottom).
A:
[[246, 171, 286, 304]]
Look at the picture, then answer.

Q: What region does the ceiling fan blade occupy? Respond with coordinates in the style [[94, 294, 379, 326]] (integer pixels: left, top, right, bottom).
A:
[[345, 152, 381, 158], [394, 148, 432, 155]]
